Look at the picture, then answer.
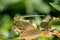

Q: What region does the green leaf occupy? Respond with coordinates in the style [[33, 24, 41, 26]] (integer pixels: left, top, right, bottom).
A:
[[0, 34, 8, 40], [0, 15, 12, 38], [9, 28, 19, 39], [34, 16, 41, 26], [25, 0, 50, 14], [12, 37, 25, 40], [50, 3, 60, 11], [49, 19, 60, 32], [33, 0, 50, 14]]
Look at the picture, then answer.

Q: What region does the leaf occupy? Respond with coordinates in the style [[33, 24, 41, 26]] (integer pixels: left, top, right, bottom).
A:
[[25, 0, 50, 14], [0, 30, 9, 38], [12, 37, 25, 40], [48, 19, 60, 32], [0, 15, 12, 38], [1, 15, 12, 30], [34, 16, 41, 26], [50, 3, 60, 11], [0, 34, 8, 40], [9, 28, 19, 39], [33, 0, 50, 14]]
